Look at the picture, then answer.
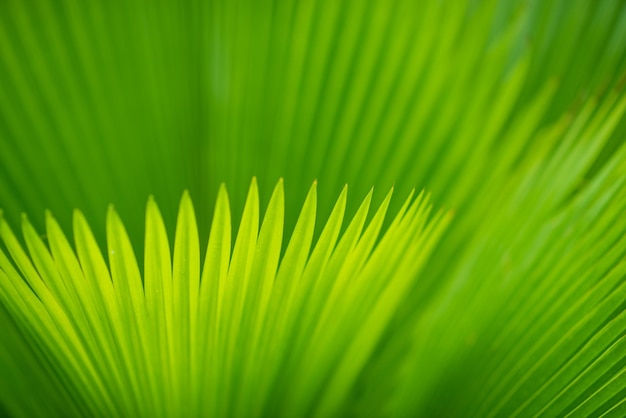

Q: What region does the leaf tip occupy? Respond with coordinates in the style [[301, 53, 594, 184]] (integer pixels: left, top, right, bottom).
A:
[[146, 195, 158, 210], [275, 177, 285, 190], [106, 204, 120, 227], [247, 176, 260, 202], [72, 208, 85, 224], [180, 189, 194, 208], [308, 180, 318, 199], [44, 210, 57, 229]]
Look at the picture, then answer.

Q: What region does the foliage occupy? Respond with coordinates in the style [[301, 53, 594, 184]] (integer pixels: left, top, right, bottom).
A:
[[1, 0, 626, 416]]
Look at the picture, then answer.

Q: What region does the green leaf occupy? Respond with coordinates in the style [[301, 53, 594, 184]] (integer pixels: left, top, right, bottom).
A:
[[0, 181, 448, 417], [2, 0, 626, 416]]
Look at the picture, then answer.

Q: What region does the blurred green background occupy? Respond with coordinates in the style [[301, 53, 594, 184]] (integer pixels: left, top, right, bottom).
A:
[[1, 0, 625, 246]]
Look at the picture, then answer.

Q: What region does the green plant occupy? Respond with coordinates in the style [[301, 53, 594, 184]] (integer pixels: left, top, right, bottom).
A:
[[1, 0, 626, 416]]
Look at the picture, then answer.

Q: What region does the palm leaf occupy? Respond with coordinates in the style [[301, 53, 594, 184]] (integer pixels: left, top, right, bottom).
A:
[[1, 0, 626, 416], [0, 182, 449, 417]]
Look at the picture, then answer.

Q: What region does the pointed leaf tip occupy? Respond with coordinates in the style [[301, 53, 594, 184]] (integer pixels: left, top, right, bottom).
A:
[[179, 189, 194, 210], [273, 178, 285, 196], [44, 211, 55, 229], [217, 183, 230, 201], [246, 177, 260, 204], [146, 196, 159, 212]]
